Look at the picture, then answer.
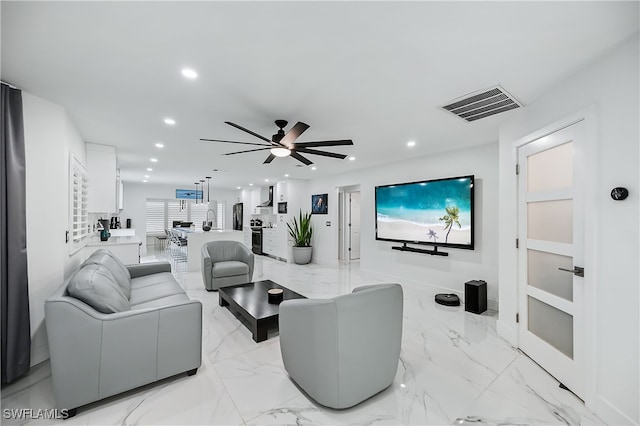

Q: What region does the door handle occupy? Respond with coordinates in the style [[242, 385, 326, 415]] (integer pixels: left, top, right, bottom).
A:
[[558, 266, 584, 277]]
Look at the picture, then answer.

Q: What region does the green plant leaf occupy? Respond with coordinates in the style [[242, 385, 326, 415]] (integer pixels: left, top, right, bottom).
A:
[[288, 209, 313, 247]]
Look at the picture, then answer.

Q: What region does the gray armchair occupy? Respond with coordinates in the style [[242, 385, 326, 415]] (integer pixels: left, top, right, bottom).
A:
[[201, 240, 255, 291], [279, 283, 403, 409]]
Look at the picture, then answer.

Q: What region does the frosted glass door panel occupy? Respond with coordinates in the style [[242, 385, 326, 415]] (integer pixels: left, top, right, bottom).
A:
[[527, 142, 573, 192], [528, 200, 573, 244], [528, 296, 573, 359], [527, 250, 573, 301]]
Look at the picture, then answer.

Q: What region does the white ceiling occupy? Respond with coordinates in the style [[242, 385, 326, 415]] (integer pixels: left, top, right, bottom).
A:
[[2, 1, 638, 190]]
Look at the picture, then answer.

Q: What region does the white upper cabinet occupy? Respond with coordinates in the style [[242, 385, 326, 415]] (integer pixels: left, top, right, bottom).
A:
[[251, 188, 261, 214], [86, 142, 118, 213]]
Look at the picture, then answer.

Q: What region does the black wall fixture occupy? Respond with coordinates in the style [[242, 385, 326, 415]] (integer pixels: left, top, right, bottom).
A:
[[610, 187, 629, 201]]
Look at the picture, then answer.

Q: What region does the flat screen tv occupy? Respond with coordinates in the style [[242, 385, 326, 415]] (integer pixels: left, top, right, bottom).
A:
[[375, 175, 474, 250]]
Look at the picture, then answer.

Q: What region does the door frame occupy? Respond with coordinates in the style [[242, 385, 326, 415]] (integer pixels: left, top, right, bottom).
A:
[[511, 107, 597, 408], [337, 184, 361, 261], [348, 191, 361, 260]]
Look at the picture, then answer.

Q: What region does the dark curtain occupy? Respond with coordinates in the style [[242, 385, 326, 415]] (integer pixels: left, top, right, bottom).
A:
[[1, 83, 31, 384]]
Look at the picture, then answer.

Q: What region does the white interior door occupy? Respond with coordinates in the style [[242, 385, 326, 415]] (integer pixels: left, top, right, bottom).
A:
[[517, 123, 586, 399], [349, 192, 361, 260]]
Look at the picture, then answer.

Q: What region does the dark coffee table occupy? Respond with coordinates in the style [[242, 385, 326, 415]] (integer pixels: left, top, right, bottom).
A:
[[218, 280, 306, 342]]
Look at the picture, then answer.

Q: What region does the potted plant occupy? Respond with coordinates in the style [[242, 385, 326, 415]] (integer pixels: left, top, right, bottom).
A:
[[287, 209, 313, 264]]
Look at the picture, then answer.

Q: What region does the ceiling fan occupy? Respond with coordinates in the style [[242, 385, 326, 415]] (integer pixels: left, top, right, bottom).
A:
[[200, 120, 353, 166]]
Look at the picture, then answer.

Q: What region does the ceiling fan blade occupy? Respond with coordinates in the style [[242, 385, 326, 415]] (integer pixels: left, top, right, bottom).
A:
[[295, 148, 348, 159], [225, 121, 272, 143], [279, 122, 310, 148], [293, 140, 353, 148], [222, 147, 272, 156], [290, 151, 313, 166], [200, 138, 271, 147], [263, 154, 276, 164]]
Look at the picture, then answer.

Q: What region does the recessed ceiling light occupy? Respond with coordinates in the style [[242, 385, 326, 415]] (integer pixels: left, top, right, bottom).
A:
[[155, 143, 164, 148], [265, 179, 269, 182], [144, 175, 150, 178], [236, 186, 241, 190], [311, 166, 317, 171], [142, 180, 148, 183], [164, 118, 176, 125], [348, 156, 356, 161], [407, 140, 416, 147], [147, 168, 153, 171], [284, 174, 289, 177], [150, 158, 158, 162], [181, 68, 198, 79], [249, 183, 254, 186]]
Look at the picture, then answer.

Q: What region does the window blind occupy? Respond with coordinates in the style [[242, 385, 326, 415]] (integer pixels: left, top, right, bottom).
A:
[[191, 202, 209, 231], [69, 156, 89, 254], [168, 201, 188, 226], [145, 200, 165, 233], [217, 202, 226, 230]]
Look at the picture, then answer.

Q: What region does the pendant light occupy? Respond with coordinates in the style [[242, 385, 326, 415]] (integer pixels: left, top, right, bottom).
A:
[[200, 179, 205, 205], [206, 176, 211, 203], [194, 182, 199, 205]]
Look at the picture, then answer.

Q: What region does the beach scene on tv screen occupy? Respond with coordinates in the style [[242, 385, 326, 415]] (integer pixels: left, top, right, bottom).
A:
[[376, 177, 472, 246]]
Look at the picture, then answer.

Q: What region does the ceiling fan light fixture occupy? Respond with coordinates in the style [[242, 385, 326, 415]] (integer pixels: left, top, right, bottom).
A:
[[270, 147, 291, 157]]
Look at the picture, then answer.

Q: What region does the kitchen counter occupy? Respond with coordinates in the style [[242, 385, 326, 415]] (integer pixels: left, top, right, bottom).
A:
[[177, 229, 248, 272], [106, 228, 136, 237], [85, 234, 142, 264], [86, 235, 142, 246]]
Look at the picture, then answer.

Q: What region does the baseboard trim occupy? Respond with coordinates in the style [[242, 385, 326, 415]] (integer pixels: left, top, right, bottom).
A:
[[593, 394, 637, 425], [496, 320, 518, 346], [30, 343, 49, 367]]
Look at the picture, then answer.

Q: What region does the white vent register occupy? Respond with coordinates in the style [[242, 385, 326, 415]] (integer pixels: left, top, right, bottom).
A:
[[441, 85, 523, 122]]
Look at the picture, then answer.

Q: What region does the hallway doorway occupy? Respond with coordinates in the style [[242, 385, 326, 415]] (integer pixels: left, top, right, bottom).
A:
[[338, 185, 361, 261]]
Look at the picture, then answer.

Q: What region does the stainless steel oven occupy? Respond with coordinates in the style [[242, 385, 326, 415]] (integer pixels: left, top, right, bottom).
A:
[[251, 228, 263, 255]]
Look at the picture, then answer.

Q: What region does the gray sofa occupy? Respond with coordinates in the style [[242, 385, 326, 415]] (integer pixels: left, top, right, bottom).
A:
[[279, 283, 403, 409], [45, 249, 202, 417], [201, 240, 254, 291]]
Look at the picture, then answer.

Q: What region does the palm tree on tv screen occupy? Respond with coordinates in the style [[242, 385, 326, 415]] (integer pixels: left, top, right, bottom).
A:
[[439, 206, 461, 243]]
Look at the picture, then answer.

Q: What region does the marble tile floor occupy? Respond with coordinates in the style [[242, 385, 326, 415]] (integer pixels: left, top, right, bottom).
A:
[[1, 253, 603, 425]]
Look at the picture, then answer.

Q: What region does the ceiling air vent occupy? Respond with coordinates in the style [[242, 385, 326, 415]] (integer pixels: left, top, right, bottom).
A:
[[440, 85, 523, 122]]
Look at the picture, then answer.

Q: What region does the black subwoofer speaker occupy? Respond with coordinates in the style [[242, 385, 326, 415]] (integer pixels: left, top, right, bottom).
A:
[[465, 280, 487, 314]]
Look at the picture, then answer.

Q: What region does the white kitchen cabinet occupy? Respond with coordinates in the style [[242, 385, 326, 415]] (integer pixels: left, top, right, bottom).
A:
[[86, 143, 118, 213], [276, 180, 287, 202], [262, 228, 284, 259], [251, 188, 261, 214], [274, 180, 288, 214], [117, 172, 124, 210], [243, 227, 251, 246]]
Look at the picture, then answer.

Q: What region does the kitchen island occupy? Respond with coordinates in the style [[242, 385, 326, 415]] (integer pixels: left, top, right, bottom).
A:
[[85, 235, 142, 264], [172, 229, 247, 272]]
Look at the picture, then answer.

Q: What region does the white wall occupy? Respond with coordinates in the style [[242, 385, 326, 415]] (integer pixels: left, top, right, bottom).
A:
[[120, 182, 239, 255], [22, 92, 86, 366], [307, 142, 499, 306], [497, 34, 639, 424]]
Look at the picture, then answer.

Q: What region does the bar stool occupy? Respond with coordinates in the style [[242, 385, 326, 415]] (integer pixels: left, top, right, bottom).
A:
[[155, 232, 169, 253]]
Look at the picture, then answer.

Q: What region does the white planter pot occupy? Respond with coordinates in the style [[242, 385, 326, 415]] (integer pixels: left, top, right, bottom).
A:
[[292, 246, 312, 264]]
